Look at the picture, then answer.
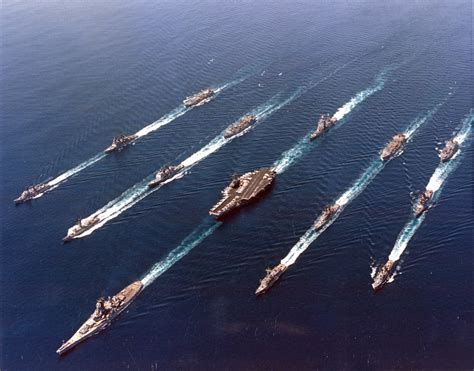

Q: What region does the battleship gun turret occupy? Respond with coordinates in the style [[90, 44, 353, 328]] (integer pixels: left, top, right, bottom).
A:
[[380, 133, 407, 161], [223, 115, 257, 139], [56, 281, 143, 355], [63, 216, 101, 242], [372, 260, 395, 291], [148, 164, 184, 188], [104, 134, 138, 153], [183, 88, 215, 107], [439, 138, 459, 162], [255, 263, 288, 295], [209, 167, 276, 218], [313, 204, 341, 230], [14, 183, 51, 204], [310, 114, 337, 140], [414, 189, 433, 217]]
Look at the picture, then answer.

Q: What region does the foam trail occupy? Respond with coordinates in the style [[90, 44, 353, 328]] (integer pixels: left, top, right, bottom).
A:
[[273, 71, 389, 174], [26, 75, 249, 200], [67, 93, 295, 239], [332, 72, 387, 121], [141, 220, 222, 287], [388, 111, 473, 262]]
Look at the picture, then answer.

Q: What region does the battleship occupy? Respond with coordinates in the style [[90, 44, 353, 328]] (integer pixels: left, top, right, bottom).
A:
[[148, 164, 184, 188], [439, 138, 459, 162], [313, 204, 341, 230], [380, 133, 407, 161], [209, 167, 276, 218], [223, 115, 257, 139], [104, 134, 138, 153], [183, 88, 215, 107], [255, 263, 288, 295], [310, 114, 337, 140], [63, 216, 101, 242], [56, 281, 143, 355], [414, 189, 433, 217], [372, 260, 395, 291], [14, 183, 51, 204]]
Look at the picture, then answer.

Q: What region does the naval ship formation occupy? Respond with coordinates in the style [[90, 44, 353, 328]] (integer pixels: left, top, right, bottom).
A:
[[57, 281, 143, 355], [183, 88, 215, 107], [210, 168, 276, 218]]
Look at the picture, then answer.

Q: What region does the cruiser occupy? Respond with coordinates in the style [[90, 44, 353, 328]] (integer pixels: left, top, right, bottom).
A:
[[56, 281, 143, 355], [223, 115, 257, 139], [63, 216, 101, 242], [414, 189, 433, 217], [314, 204, 341, 230], [255, 263, 288, 295], [380, 133, 407, 161], [439, 138, 459, 162], [183, 88, 215, 107], [104, 134, 138, 153], [310, 114, 337, 140], [14, 183, 51, 204], [148, 164, 184, 188], [209, 167, 276, 218], [372, 260, 395, 291]]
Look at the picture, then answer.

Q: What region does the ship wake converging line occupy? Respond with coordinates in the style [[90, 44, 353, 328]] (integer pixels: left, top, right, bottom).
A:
[[64, 93, 298, 240], [258, 103, 444, 295], [17, 75, 249, 203], [374, 111, 473, 289], [273, 69, 390, 174]]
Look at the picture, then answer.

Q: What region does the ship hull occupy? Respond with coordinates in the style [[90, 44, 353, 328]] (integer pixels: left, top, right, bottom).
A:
[[57, 281, 143, 355]]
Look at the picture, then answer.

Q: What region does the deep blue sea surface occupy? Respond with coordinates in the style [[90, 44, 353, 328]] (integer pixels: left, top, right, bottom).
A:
[[1, 0, 473, 369]]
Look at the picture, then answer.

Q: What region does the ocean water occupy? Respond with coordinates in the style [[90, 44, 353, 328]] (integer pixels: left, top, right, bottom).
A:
[[1, 0, 472, 369]]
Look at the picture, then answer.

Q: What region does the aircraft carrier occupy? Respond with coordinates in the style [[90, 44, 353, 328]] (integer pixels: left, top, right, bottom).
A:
[[57, 281, 143, 355], [209, 167, 276, 218]]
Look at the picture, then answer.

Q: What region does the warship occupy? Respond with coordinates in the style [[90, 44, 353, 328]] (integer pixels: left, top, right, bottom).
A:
[[148, 164, 184, 188], [439, 138, 459, 162], [183, 88, 215, 107], [209, 167, 276, 218], [313, 204, 341, 230], [372, 260, 395, 291], [255, 263, 288, 295], [56, 281, 143, 355], [380, 133, 407, 161], [104, 134, 138, 153], [63, 216, 101, 242], [14, 183, 51, 204], [310, 114, 337, 140], [223, 115, 257, 139], [414, 189, 433, 217]]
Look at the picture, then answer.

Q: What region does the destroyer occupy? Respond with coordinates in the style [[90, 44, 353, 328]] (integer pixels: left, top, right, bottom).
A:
[[439, 138, 459, 162], [183, 88, 215, 107], [148, 164, 184, 188], [63, 216, 101, 242], [380, 133, 407, 161], [209, 167, 276, 218], [223, 115, 257, 139], [255, 263, 288, 295], [414, 189, 433, 217], [372, 260, 395, 291], [56, 281, 143, 355], [104, 134, 138, 153], [310, 114, 337, 140], [314, 204, 341, 230], [14, 183, 51, 204]]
